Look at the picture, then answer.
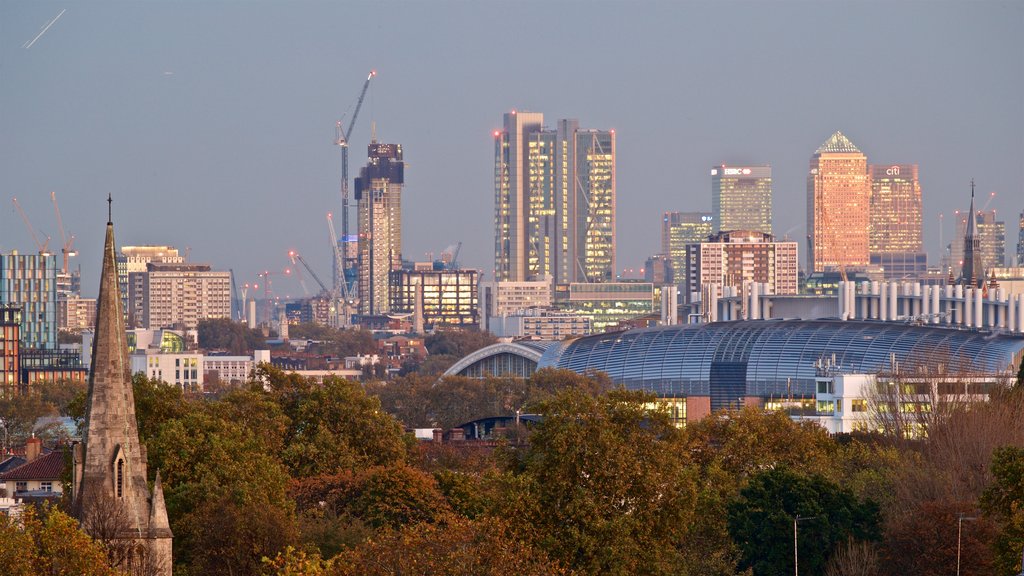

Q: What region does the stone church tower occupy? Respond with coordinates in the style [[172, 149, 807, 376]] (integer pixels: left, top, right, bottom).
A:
[[73, 199, 172, 575]]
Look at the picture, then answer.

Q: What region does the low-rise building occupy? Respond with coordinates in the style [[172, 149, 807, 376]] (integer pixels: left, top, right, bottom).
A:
[[487, 308, 593, 340]]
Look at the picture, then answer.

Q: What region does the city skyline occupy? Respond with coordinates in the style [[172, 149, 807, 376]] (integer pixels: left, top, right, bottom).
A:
[[2, 2, 1022, 298]]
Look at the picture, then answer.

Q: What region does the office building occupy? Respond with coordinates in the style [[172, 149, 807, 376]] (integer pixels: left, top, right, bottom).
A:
[[58, 295, 97, 334], [644, 254, 673, 285], [807, 132, 870, 272], [478, 279, 553, 332], [388, 268, 479, 329], [1, 306, 20, 391], [869, 164, 926, 279], [119, 246, 184, 325], [1017, 211, 1024, 266], [139, 263, 231, 329], [355, 141, 405, 315], [683, 231, 799, 304], [711, 165, 772, 235], [487, 308, 593, 340], [0, 252, 58, 350], [953, 207, 1006, 281], [557, 282, 655, 332], [662, 212, 713, 281], [494, 112, 615, 284]]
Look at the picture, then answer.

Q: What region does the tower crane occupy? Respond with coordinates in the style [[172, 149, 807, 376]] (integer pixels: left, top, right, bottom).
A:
[[50, 191, 77, 274], [286, 251, 312, 297], [327, 212, 353, 327], [335, 70, 375, 293], [290, 251, 330, 296], [11, 197, 51, 255]]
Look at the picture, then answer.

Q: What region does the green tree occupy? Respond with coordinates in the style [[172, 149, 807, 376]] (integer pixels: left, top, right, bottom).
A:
[[278, 374, 410, 477], [197, 318, 265, 354], [424, 329, 497, 358], [500, 388, 697, 575], [727, 467, 881, 576], [981, 446, 1024, 575]]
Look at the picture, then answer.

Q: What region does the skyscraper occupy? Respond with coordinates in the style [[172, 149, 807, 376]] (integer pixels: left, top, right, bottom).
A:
[[807, 132, 870, 273], [662, 211, 712, 282], [711, 165, 772, 235], [494, 111, 615, 283], [1017, 210, 1024, 266], [0, 252, 58, 350], [952, 205, 1006, 277], [355, 141, 405, 315], [869, 164, 926, 279]]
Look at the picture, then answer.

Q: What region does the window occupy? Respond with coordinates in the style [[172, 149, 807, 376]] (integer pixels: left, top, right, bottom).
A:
[[15, 481, 27, 492], [116, 458, 124, 498], [41, 481, 52, 492], [851, 399, 868, 413]]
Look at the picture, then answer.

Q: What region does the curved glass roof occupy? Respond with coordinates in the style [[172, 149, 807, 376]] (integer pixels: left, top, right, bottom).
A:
[[538, 320, 1024, 400]]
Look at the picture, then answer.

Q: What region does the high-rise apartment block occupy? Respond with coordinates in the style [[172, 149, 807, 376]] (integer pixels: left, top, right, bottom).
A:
[[711, 165, 772, 235], [119, 246, 184, 326], [494, 112, 615, 284], [683, 231, 798, 303], [662, 212, 713, 282], [137, 263, 231, 329], [807, 132, 870, 272], [869, 164, 926, 279], [355, 141, 405, 315], [0, 252, 58, 350]]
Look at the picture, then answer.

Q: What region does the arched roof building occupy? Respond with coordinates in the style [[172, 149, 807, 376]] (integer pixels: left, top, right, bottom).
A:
[[446, 320, 1024, 415]]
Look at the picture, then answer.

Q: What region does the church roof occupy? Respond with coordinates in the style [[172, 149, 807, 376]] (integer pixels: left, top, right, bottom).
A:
[[816, 131, 861, 154], [0, 450, 65, 481]]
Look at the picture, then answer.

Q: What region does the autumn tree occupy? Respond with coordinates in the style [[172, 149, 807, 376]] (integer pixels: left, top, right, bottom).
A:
[[499, 387, 697, 575], [981, 446, 1024, 575], [727, 467, 881, 576], [197, 318, 265, 354], [0, 504, 120, 576]]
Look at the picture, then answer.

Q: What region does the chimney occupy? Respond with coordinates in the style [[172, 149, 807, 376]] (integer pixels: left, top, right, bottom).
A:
[[432, 429, 443, 443], [26, 436, 42, 462]]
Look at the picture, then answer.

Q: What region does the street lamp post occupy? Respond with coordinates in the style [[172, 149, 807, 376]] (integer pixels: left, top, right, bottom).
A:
[[794, 514, 819, 576], [957, 513, 977, 576]]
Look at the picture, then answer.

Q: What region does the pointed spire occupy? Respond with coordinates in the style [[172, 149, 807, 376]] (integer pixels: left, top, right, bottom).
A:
[[149, 470, 173, 538], [816, 131, 861, 154]]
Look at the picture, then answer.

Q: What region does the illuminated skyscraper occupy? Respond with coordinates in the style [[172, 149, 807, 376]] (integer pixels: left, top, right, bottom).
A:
[[952, 205, 1006, 277], [711, 165, 772, 235], [869, 164, 926, 279], [807, 132, 870, 273], [662, 211, 712, 282], [494, 112, 615, 283], [1017, 210, 1024, 266], [355, 141, 404, 315]]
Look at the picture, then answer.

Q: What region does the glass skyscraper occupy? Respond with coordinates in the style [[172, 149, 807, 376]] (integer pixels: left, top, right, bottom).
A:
[[869, 164, 926, 279], [0, 252, 58, 350], [662, 211, 712, 282], [807, 132, 870, 273], [711, 165, 772, 235], [494, 111, 615, 284], [355, 141, 405, 315]]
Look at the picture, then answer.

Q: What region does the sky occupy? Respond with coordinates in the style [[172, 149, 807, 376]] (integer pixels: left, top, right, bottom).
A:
[[2, 0, 1022, 299]]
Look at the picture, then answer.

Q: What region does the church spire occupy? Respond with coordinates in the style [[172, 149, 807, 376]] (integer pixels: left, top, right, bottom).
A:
[[961, 180, 982, 288], [73, 198, 172, 574]]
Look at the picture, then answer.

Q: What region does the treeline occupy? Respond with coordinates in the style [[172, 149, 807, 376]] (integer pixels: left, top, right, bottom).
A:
[[2, 368, 1024, 575]]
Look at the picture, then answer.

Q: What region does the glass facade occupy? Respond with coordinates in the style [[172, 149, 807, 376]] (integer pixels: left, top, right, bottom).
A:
[[355, 142, 404, 315], [662, 212, 712, 283], [538, 320, 1024, 412], [0, 252, 58, 350], [869, 164, 925, 279], [711, 165, 772, 235], [494, 112, 615, 283], [559, 282, 655, 332], [389, 269, 479, 328], [1, 306, 21, 390], [807, 132, 870, 272]]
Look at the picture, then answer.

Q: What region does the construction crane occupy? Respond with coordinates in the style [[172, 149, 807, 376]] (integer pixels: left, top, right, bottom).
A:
[[229, 269, 241, 321], [50, 191, 77, 274], [11, 197, 51, 255], [286, 251, 312, 297], [290, 251, 330, 295], [335, 70, 376, 283], [327, 212, 353, 327]]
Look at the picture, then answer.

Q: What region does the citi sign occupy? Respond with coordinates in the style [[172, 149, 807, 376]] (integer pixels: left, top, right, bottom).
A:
[[886, 166, 901, 176]]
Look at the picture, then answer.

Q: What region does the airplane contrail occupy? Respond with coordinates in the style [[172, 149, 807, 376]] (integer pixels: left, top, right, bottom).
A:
[[23, 8, 66, 50]]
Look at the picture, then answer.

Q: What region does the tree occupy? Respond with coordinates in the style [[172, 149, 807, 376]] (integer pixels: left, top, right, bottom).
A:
[[278, 375, 410, 477], [0, 504, 121, 576], [727, 467, 881, 576], [424, 329, 497, 358], [981, 446, 1024, 575], [881, 499, 994, 576], [329, 516, 569, 576], [500, 388, 697, 575], [197, 318, 265, 354]]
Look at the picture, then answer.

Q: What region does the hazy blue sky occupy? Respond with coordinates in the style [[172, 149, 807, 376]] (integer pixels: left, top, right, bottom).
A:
[[2, 1, 1022, 298]]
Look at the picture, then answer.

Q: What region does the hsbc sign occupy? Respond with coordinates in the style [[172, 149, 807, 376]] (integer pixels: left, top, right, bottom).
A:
[[723, 168, 752, 176]]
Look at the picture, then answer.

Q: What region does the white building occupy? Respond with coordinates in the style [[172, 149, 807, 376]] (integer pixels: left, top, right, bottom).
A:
[[478, 279, 554, 331], [488, 308, 593, 340]]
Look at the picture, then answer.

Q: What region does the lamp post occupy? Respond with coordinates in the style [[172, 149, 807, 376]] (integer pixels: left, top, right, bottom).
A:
[[957, 513, 976, 576], [794, 514, 819, 576]]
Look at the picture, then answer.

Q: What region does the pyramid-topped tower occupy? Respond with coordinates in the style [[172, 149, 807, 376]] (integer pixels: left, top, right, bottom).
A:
[[73, 197, 172, 575]]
